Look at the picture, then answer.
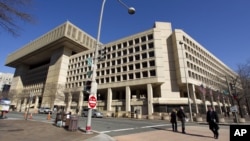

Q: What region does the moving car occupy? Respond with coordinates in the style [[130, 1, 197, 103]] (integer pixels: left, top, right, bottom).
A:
[[82, 108, 103, 118], [38, 107, 52, 114]]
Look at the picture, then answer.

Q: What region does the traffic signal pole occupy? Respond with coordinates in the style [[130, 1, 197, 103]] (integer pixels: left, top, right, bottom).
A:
[[85, 0, 135, 134], [85, 0, 105, 134]]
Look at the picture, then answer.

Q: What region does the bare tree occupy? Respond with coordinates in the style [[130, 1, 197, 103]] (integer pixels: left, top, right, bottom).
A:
[[0, 0, 35, 36], [237, 60, 250, 117]]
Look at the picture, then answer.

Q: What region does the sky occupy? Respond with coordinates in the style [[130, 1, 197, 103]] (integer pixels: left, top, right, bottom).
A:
[[1, 0, 250, 74]]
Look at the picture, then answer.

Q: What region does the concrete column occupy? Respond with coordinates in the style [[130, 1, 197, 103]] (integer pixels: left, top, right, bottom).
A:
[[222, 96, 227, 113], [78, 92, 83, 115], [66, 93, 72, 113], [125, 86, 131, 112], [17, 99, 22, 112], [209, 89, 215, 110], [217, 96, 223, 114], [22, 98, 27, 112], [107, 88, 112, 111], [191, 84, 199, 114], [203, 94, 208, 113], [34, 96, 39, 113], [147, 84, 153, 115]]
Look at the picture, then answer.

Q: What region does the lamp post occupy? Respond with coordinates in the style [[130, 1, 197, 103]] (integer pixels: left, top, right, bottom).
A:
[[85, 0, 135, 134], [179, 41, 193, 122]]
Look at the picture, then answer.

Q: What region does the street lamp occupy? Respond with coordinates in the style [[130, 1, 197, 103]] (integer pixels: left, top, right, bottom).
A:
[[85, 0, 135, 134], [179, 41, 193, 122]]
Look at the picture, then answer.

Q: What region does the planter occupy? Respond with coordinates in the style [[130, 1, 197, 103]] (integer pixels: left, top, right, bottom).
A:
[[194, 117, 203, 122], [219, 118, 225, 123], [147, 115, 154, 120], [162, 115, 170, 121], [239, 118, 246, 123]]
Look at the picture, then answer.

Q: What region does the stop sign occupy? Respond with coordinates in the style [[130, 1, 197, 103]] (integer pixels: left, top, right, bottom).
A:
[[88, 95, 97, 109]]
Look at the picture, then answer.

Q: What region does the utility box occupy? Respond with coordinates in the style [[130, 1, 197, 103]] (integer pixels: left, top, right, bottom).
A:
[[68, 115, 79, 131]]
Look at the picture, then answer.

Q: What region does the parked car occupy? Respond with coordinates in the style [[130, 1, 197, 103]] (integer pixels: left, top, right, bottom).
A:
[[38, 107, 52, 114], [82, 108, 103, 118]]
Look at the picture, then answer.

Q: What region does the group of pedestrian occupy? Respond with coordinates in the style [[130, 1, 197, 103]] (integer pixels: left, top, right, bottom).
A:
[[170, 106, 219, 139], [170, 106, 187, 134]]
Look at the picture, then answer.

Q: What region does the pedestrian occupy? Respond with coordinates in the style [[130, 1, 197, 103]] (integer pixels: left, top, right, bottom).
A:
[[206, 106, 219, 139], [170, 108, 177, 132], [177, 106, 187, 134]]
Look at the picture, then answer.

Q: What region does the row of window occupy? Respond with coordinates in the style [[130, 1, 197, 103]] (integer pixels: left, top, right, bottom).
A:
[[69, 33, 154, 64], [67, 60, 156, 82], [66, 69, 156, 88]]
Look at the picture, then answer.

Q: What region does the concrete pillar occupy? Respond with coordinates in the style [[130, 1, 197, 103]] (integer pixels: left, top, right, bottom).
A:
[[78, 92, 83, 115], [34, 96, 39, 113], [217, 96, 223, 114], [107, 88, 112, 111], [203, 94, 208, 113], [209, 89, 215, 110], [147, 84, 153, 115], [17, 99, 22, 112], [191, 84, 199, 114], [66, 93, 72, 113], [222, 96, 227, 113], [125, 86, 131, 112], [22, 98, 27, 112]]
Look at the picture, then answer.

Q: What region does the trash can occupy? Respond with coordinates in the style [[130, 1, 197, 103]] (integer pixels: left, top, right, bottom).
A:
[[68, 115, 79, 131]]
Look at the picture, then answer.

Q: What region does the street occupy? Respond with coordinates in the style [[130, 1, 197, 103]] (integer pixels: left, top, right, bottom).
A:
[[5, 111, 229, 138]]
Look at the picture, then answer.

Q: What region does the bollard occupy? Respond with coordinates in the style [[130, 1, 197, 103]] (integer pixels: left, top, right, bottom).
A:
[[47, 113, 51, 120], [29, 113, 33, 119]]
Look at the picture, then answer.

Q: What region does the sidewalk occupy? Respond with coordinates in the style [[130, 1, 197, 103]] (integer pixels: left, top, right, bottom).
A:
[[0, 119, 98, 141], [113, 125, 230, 141], [1, 118, 249, 141]]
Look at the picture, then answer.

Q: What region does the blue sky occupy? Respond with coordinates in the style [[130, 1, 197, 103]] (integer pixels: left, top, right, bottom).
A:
[[1, 0, 250, 74]]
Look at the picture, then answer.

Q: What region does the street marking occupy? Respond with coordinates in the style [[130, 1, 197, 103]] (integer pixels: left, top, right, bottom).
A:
[[100, 124, 170, 133]]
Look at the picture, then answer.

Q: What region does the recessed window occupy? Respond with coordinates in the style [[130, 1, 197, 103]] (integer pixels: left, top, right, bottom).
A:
[[135, 54, 140, 60], [149, 51, 155, 57], [135, 38, 139, 44], [123, 58, 127, 63], [141, 36, 146, 42], [123, 50, 127, 55], [142, 71, 148, 77], [129, 40, 133, 46], [129, 64, 133, 70], [150, 70, 156, 76], [149, 60, 155, 66], [129, 73, 133, 79], [141, 44, 147, 50], [135, 72, 140, 78], [147, 34, 153, 40], [135, 63, 140, 69], [148, 42, 154, 49]]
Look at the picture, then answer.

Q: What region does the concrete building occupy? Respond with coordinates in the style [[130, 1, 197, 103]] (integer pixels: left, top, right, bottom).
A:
[[5, 21, 239, 117], [0, 72, 13, 97]]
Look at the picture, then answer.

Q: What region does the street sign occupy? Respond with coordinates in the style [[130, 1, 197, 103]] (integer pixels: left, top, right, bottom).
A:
[[88, 95, 97, 109], [230, 105, 238, 112], [87, 58, 92, 66]]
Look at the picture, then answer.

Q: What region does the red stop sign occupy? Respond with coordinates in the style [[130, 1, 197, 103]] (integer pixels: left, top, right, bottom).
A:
[[88, 95, 97, 109]]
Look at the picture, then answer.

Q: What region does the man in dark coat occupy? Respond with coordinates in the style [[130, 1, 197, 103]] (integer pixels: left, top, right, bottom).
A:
[[206, 106, 219, 139], [170, 108, 177, 132], [177, 106, 187, 133]]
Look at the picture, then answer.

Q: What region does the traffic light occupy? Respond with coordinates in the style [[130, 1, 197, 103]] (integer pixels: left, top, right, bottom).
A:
[[84, 80, 92, 93], [98, 46, 107, 61], [229, 83, 235, 90]]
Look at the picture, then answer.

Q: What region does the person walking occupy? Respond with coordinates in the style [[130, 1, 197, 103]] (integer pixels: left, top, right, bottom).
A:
[[177, 106, 187, 134], [170, 108, 177, 132], [206, 106, 219, 139]]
